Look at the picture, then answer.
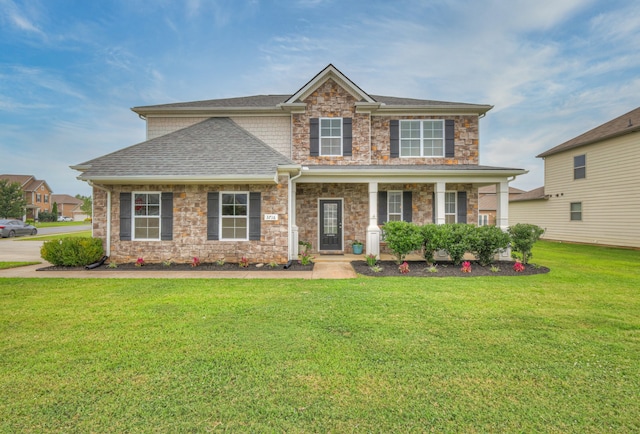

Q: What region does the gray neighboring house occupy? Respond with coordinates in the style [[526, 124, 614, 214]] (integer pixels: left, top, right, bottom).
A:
[[510, 106, 640, 248], [72, 64, 526, 264]]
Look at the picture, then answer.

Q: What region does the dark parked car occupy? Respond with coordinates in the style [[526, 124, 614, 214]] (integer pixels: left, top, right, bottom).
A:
[[0, 219, 38, 238]]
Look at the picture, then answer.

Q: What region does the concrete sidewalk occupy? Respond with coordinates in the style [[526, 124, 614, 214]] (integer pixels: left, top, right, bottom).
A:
[[0, 238, 358, 279]]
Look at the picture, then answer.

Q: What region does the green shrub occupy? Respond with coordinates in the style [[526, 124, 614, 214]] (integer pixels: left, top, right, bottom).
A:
[[439, 223, 474, 265], [41, 237, 104, 266], [382, 221, 423, 264], [508, 223, 545, 264], [469, 225, 511, 266], [421, 224, 443, 264]]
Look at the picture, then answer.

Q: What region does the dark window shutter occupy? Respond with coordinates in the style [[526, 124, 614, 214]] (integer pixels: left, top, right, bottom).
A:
[[432, 192, 436, 224], [310, 118, 319, 156], [403, 191, 412, 222], [445, 119, 455, 158], [343, 118, 352, 156], [390, 120, 399, 158], [378, 191, 387, 225], [119, 193, 131, 241], [457, 191, 467, 223], [249, 192, 261, 240], [207, 192, 219, 240], [160, 192, 173, 240]]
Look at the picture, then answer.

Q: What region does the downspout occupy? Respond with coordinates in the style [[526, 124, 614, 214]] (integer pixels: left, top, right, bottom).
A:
[[88, 181, 112, 257], [287, 168, 303, 261]]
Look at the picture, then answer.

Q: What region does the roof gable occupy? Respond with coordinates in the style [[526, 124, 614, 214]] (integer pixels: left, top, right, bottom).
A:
[[285, 64, 376, 104], [538, 106, 640, 157]]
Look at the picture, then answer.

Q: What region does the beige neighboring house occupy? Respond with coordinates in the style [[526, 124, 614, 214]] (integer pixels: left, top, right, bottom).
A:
[[0, 174, 53, 220], [71, 64, 527, 264], [51, 194, 83, 220], [510, 106, 640, 248], [478, 185, 524, 226]]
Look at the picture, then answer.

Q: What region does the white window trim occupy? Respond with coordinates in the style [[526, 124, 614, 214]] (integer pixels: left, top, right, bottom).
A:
[[387, 190, 403, 222], [574, 154, 586, 180], [445, 191, 457, 223], [399, 119, 445, 158], [319, 117, 343, 156], [220, 191, 249, 241], [570, 202, 582, 221], [132, 191, 162, 241], [478, 214, 489, 226]]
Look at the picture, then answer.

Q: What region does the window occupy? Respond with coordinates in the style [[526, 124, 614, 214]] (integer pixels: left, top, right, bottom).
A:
[[574, 154, 586, 179], [320, 118, 342, 156], [400, 120, 444, 157], [44, 195, 49, 203], [221, 192, 248, 240], [445, 192, 457, 223], [36, 193, 41, 202], [133, 193, 160, 240], [570, 202, 582, 221], [478, 214, 489, 226], [387, 191, 403, 221]]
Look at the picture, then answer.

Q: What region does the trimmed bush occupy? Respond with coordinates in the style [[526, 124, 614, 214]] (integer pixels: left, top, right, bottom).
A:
[[508, 223, 545, 264], [421, 224, 443, 264], [469, 225, 511, 266], [439, 223, 474, 265], [41, 237, 104, 266], [382, 221, 423, 264]]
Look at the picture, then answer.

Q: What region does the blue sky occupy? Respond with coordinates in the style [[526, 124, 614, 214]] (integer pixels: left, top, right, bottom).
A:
[[1, 0, 639, 196]]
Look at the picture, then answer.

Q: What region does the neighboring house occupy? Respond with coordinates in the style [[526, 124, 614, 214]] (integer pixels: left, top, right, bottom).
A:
[[478, 185, 524, 226], [51, 194, 83, 220], [510, 106, 640, 248], [0, 174, 53, 220], [72, 64, 526, 264]]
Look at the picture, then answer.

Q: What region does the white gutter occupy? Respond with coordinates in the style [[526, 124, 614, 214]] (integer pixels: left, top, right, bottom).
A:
[[88, 181, 111, 257]]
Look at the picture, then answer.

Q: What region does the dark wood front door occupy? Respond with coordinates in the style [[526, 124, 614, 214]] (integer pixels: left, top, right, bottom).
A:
[[319, 199, 342, 251]]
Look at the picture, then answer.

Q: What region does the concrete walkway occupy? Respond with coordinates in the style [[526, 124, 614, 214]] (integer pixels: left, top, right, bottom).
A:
[[0, 238, 358, 279]]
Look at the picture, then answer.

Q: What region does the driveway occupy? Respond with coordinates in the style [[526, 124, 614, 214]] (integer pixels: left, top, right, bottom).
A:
[[0, 224, 90, 262]]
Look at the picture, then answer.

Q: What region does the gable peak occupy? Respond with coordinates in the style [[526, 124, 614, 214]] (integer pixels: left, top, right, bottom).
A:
[[285, 64, 376, 104]]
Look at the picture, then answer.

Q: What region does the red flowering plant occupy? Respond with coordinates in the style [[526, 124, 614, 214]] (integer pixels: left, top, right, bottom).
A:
[[135, 257, 145, 267], [191, 256, 200, 267], [460, 261, 472, 273], [239, 256, 250, 268], [398, 261, 410, 274], [513, 261, 525, 272]]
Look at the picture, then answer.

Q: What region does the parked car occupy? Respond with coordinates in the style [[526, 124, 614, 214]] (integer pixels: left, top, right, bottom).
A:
[[0, 219, 38, 238], [57, 216, 73, 222]]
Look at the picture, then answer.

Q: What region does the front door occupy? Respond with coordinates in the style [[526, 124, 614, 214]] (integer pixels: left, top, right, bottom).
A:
[[319, 199, 342, 251]]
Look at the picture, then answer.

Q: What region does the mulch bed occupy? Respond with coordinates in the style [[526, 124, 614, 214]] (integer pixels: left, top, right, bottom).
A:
[[351, 261, 549, 277], [37, 262, 314, 272]]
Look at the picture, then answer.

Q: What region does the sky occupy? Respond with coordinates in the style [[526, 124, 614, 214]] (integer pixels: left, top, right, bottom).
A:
[[1, 0, 639, 196]]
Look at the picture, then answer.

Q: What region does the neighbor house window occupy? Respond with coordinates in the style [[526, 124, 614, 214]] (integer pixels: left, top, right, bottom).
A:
[[574, 154, 586, 179], [320, 118, 342, 156], [570, 202, 582, 221], [221, 192, 248, 240], [133, 192, 160, 240], [445, 192, 457, 223], [44, 195, 49, 203], [400, 120, 444, 157], [387, 191, 403, 221], [36, 193, 41, 202], [478, 214, 489, 226]]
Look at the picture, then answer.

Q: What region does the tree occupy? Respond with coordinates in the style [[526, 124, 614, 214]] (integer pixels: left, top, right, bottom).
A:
[[52, 202, 58, 218], [0, 180, 27, 218], [75, 194, 92, 217]]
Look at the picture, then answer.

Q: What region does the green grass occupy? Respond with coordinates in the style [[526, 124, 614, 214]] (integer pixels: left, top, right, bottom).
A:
[[0, 261, 40, 270], [33, 221, 88, 228], [1, 241, 638, 432], [20, 230, 92, 241]]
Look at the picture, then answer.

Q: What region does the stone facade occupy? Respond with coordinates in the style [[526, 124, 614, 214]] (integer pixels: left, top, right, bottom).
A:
[[93, 176, 290, 264]]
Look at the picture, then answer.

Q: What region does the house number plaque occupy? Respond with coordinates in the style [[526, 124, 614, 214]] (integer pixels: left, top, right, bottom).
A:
[[264, 214, 278, 221]]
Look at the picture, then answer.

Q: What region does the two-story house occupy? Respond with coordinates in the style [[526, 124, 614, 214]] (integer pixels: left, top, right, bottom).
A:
[[72, 65, 526, 264], [0, 174, 53, 220], [510, 106, 640, 248]]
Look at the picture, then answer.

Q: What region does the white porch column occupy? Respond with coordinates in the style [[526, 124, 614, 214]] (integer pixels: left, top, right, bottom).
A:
[[366, 181, 381, 258], [289, 179, 299, 260], [435, 181, 446, 225], [496, 181, 509, 230]]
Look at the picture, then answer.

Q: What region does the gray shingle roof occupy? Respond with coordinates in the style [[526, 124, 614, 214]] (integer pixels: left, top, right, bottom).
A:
[[509, 186, 546, 202], [537, 106, 640, 157], [74, 118, 295, 181]]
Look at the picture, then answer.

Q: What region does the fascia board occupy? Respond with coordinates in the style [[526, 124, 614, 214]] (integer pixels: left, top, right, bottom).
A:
[[75, 174, 279, 185], [131, 107, 290, 116], [372, 105, 493, 116]]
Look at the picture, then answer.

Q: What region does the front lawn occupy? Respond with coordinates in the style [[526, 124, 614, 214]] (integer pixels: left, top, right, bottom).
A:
[[1, 241, 638, 432]]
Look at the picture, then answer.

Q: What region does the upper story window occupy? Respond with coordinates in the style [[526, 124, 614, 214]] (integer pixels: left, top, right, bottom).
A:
[[44, 195, 49, 203], [320, 118, 342, 156], [387, 191, 403, 221], [574, 154, 586, 179], [400, 120, 444, 157], [133, 192, 161, 240], [221, 192, 248, 240]]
